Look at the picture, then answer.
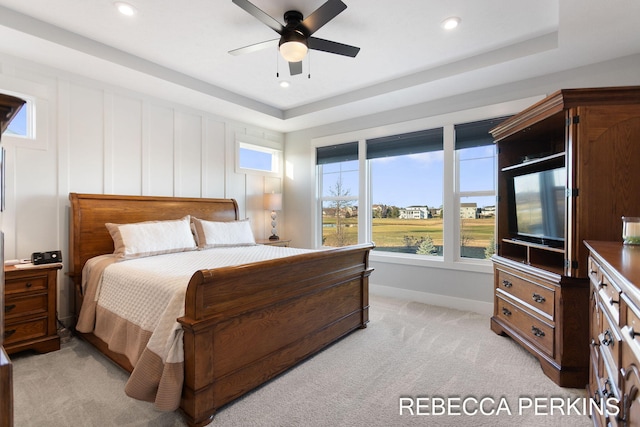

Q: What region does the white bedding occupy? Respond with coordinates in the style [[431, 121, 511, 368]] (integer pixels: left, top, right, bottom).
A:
[[77, 244, 314, 410]]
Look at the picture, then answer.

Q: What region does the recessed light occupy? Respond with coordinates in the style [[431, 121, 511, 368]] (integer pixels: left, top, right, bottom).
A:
[[441, 16, 461, 30], [115, 1, 137, 16], [280, 81, 290, 88]]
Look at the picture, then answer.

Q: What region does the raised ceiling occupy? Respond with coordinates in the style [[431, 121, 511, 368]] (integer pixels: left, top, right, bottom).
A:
[[0, 0, 638, 132]]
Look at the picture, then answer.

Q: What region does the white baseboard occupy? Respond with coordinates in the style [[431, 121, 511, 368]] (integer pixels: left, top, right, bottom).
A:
[[370, 283, 493, 317]]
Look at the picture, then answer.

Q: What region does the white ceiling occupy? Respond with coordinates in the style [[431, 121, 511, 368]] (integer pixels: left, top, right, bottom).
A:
[[0, 0, 639, 133]]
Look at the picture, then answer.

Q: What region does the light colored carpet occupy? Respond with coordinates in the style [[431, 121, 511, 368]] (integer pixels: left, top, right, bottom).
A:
[[11, 295, 591, 426]]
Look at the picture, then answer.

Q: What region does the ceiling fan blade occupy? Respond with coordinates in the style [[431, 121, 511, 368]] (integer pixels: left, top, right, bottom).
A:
[[308, 37, 360, 57], [232, 0, 283, 34], [229, 39, 278, 56], [302, 0, 347, 35], [289, 61, 303, 76]]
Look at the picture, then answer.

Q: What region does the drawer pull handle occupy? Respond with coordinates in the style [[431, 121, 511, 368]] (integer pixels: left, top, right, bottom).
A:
[[602, 379, 613, 397], [502, 307, 512, 316], [532, 293, 546, 304], [591, 338, 600, 348], [602, 330, 614, 346], [630, 328, 640, 338], [531, 326, 545, 337], [4, 329, 16, 339], [4, 304, 16, 313], [610, 297, 619, 306], [501, 280, 512, 288]]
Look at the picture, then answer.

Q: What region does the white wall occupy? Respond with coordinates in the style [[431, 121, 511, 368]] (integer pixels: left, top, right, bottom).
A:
[[283, 54, 640, 316], [0, 55, 284, 324], [2, 49, 639, 323]]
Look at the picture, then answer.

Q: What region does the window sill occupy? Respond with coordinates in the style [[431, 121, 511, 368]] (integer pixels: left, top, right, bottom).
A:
[[369, 250, 493, 274]]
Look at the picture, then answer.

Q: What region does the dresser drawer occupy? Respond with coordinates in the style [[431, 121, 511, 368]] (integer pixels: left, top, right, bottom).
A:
[[4, 275, 48, 296], [4, 293, 48, 320], [599, 306, 621, 390], [496, 295, 554, 357], [599, 271, 621, 322], [3, 316, 48, 346], [496, 268, 554, 318], [588, 256, 602, 285]]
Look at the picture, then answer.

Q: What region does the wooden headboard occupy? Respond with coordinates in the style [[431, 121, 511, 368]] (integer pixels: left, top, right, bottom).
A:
[[68, 193, 239, 282]]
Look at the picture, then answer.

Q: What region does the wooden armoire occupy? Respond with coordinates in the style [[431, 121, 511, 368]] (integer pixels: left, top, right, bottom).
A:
[[489, 86, 640, 388]]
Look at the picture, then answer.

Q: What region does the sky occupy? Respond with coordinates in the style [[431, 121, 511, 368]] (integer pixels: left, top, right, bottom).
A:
[[322, 146, 496, 209]]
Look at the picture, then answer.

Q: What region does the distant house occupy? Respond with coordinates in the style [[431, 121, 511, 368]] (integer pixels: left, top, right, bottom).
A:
[[479, 205, 496, 218], [400, 206, 431, 219], [460, 203, 478, 219]]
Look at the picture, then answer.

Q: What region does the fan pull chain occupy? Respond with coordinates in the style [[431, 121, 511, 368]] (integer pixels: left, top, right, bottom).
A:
[[308, 52, 311, 79], [276, 49, 280, 78]]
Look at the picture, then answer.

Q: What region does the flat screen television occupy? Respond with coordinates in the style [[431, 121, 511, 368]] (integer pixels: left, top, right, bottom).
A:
[[510, 167, 566, 247]]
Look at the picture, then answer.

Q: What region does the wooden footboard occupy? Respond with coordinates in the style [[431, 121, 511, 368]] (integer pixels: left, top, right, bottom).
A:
[[179, 243, 374, 427]]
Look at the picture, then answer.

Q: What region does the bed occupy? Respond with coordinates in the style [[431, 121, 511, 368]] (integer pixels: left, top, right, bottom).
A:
[[67, 193, 374, 427]]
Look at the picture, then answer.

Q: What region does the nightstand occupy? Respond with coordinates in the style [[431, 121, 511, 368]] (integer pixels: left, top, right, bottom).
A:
[[3, 263, 62, 355], [257, 239, 291, 247]]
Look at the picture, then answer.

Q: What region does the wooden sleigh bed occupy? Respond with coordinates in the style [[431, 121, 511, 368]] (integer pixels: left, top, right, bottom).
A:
[[68, 193, 374, 427]]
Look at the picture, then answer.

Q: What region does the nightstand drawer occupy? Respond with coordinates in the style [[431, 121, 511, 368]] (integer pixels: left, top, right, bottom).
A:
[[496, 267, 554, 318], [496, 295, 554, 357], [3, 263, 61, 355], [3, 316, 48, 346], [4, 293, 48, 320], [5, 275, 47, 296]]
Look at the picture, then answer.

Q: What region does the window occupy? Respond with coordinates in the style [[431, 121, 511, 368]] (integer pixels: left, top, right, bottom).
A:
[[236, 140, 282, 176], [316, 143, 359, 247], [314, 113, 515, 266], [1, 94, 33, 140], [5, 102, 28, 137], [455, 117, 509, 259], [368, 128, 444, 256]]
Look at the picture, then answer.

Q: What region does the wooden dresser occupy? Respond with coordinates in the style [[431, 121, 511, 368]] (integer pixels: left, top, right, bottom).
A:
[[585, 241, 640, 426], [490, 86, 640, 388], [3, 263, 61, 355]]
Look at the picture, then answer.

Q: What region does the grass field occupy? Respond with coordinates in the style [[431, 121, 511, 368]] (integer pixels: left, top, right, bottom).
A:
[[322, 217, 495, 251]]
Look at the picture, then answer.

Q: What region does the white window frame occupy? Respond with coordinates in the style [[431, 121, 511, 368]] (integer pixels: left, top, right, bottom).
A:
[[0, 75, 51, 151], [235, 135, 283, 177], [311, 97, 545, 273]]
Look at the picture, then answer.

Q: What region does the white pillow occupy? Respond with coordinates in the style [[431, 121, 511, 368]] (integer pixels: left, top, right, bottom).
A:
[[191, 218, 256, 249], [106, 216, 196, 261]]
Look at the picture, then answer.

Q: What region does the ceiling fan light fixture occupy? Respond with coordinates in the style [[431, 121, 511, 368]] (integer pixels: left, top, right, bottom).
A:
[[279, 30, 308, 62]]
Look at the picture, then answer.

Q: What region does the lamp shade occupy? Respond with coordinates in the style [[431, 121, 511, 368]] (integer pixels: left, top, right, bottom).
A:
[[279, 30, 308, 62], [264, 193, 282, 211]]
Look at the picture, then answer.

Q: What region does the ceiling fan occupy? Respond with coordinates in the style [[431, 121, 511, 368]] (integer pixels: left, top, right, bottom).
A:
[[229, 0, 360, 76]]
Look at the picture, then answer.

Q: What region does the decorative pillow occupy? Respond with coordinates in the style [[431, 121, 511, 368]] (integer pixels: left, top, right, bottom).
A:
[[191, 217, 256, 249], [106, 216, 196, 261]]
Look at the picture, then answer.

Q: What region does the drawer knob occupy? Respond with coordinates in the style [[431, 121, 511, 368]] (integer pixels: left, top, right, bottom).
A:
[[4, 304, 16, 313], [25, 282, 33, 288], [502, 280, 512, 288], [629, 328, 640, 338], [602, 379, 613, 397], [532, 293, 546, 304], [610, 297, 619, 306], [4, 329, 16, 339], [531, 326, 545, 337], [591, 338, 600, 348], [602, 329, 614, 347], [502, 307, 512, 316]]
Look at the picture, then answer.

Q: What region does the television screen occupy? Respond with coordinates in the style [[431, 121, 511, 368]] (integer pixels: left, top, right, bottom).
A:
[[512, 167, 565, 244]]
